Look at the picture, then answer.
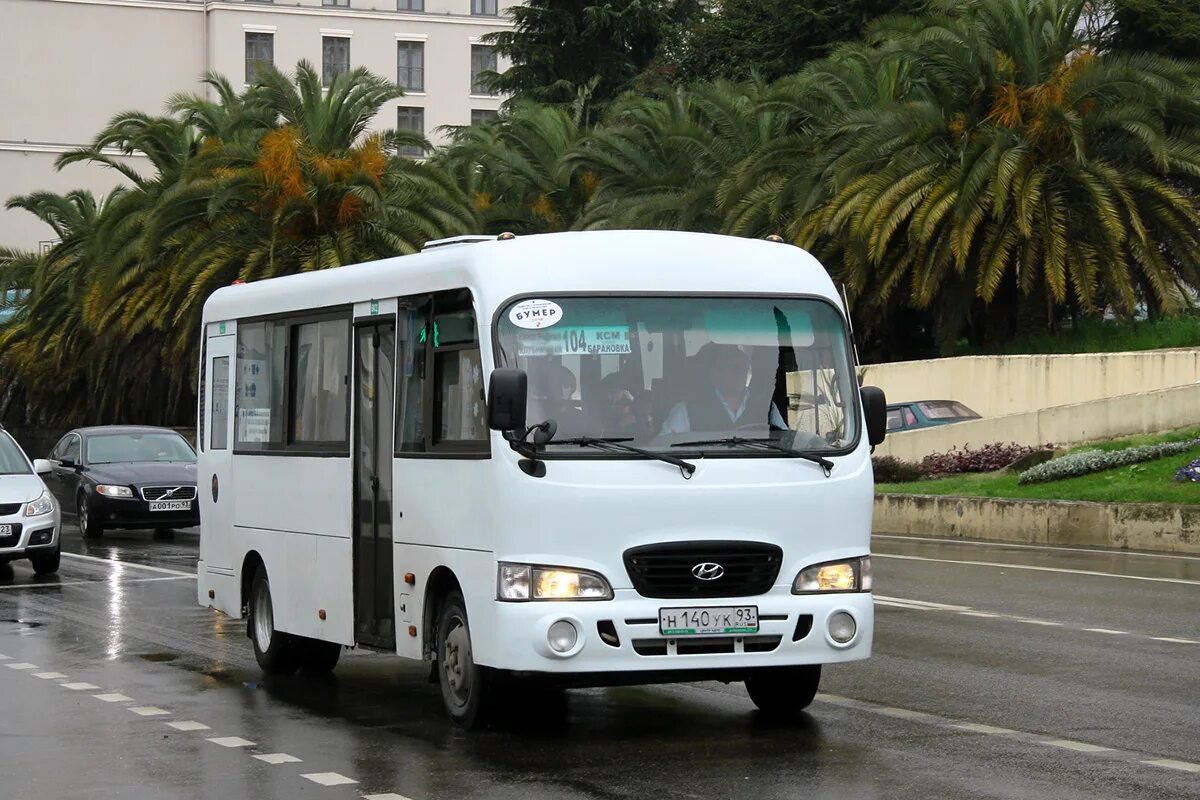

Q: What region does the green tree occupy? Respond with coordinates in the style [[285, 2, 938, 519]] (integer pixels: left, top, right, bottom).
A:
[[1109, 0, 1200, 60]]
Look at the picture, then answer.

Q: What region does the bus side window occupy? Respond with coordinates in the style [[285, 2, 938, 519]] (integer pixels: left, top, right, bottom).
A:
[[396, 298, 429, 453], [430, 290, 488, 453]]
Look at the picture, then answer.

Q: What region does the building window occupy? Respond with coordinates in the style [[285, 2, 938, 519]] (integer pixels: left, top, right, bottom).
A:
[[323, 0, 349, 6], [322, 36, 350, 87], [397, 0, 423, 9], [471, 0, 497, 15], [470, 109, 499, 126], [396, 106, 425, 157], [470, 45, 497, 95], [397, 41, 424, 91], [245, 32, 274, 84]]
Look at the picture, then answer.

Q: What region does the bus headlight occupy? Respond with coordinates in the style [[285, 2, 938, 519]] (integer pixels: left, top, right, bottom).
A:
[[792, 557, 872, 593], [498, 563, 613, 601]]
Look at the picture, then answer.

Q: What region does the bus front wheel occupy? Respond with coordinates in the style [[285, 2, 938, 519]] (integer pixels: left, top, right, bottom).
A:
[[248, 569, 299, 675], [436, 590, 493, 728], [744, 665, 821, 715]]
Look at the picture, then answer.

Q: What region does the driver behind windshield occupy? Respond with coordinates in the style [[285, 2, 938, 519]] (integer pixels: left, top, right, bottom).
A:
[[660, 343, 787, 434]]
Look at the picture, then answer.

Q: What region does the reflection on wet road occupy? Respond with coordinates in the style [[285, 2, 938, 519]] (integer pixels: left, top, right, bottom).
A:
[[1, 527, 1198, 800]]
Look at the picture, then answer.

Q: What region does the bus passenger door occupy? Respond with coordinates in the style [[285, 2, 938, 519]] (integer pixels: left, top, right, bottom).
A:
[[353, 320, 396, 649], [199, 323, 236, 576]]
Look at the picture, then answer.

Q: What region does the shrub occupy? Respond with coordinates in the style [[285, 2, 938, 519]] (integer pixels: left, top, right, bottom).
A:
[[1019, 439, 1200, 484], [1174, 458, 1200, 483], [920, 443, 1041, 477], [872, 456, 924, 483]]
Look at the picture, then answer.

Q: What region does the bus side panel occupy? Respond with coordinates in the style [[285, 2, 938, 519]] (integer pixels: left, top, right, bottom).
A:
[[233, 457, 352, 538], [315, 534, 354, 645], [393, 544, 494, 662]]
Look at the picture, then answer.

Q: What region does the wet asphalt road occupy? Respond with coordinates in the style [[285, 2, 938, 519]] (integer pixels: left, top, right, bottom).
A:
[[1, 525, 1198, 800]]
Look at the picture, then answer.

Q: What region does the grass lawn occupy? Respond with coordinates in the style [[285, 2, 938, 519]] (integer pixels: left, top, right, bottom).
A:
[[877, 427, 1200, 504]]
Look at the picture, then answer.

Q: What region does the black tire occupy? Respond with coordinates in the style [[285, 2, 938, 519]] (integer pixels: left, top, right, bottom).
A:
[[297, 638, 341, 675], [248, 569, 299, 675], [77, 494, 103, 539], [30, 545, 61, 575], [436, 590, 494, 729], [745, 665, 821, 715]]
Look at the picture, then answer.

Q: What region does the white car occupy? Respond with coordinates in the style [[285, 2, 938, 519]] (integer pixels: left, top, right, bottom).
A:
[[0, 425, 61, 574]]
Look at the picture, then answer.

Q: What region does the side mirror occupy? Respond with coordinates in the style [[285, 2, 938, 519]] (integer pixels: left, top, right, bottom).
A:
[[33, 459, 53, 475], [861, 386, 887, 447], [487, 369, 528, 433]]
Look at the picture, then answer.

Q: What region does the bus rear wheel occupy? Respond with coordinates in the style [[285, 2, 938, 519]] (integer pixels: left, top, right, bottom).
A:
[[744, 665, 821, 715], [248, 569, 299, 675], [437, 590, 493, 729]]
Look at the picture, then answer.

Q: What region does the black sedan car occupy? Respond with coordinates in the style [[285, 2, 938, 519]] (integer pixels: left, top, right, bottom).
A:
[[44, 426, 198, 538]]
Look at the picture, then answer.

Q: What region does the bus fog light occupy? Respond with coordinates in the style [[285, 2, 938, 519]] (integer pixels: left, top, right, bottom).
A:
[[547, 620, 578, 653], [828, 612, 856, 643]]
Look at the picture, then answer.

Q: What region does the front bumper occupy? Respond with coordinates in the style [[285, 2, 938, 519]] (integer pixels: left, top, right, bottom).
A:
[[90, 494, 199, 529], [0, 512, 59, 559], [484, 587, 873, 681]]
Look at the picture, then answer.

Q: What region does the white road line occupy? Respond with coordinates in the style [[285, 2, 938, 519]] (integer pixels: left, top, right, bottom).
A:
[[166, 720, 210, 731], [93, 693, 133, 703], [5, 662, 37, 670], [0, 575, 194, 590], [60, 552, 195, 577], [951, 723, 1017, 735], [60, 682, 99, 691], [0, 654, 10, 660], [302, 773, 358, 787], [875, 595, 971, 611], [874, 533, 1200, 562], [1149, 636, 1199, 644], [1042, 740, 1114, 753], [33, 672, 68, 679], [1142, 759, 1200, 773], [254, 753, 302, 765], [207, 736, 255, 748], [872, 553, 1200, 586], [1018, 619, 1063, 627], [1083, 628, 1129, 635], [129, 706, 170, 716], [363, 794, 416, 800], [959, 611, 1000, 618]]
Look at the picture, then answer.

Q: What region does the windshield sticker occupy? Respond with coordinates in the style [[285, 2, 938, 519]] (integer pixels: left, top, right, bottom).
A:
[[509, 299, 563, 329], [518, 326, 632, 356]]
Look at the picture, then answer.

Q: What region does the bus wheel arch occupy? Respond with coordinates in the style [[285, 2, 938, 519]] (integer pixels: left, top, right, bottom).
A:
[[422, 567, 462, 660], [240, 551, 265, 618]]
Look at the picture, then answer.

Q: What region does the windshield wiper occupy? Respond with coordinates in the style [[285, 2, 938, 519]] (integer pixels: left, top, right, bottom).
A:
[[551, 436, 697, 479], [671, 437, 834, 476]]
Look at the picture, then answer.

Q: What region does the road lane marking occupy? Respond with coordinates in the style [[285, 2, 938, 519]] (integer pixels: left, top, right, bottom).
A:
[[951, 723, 1016, 735], [872, 553, 1200, 586], [207, 736, 255, 748], [1017, 619, 1062, 626], [0, 576, 195, 590], [60, 682, 99, 690], [254, 753, 302, 764], [129, 706, 170, 716], [1150, 636, 1199, 644], [302, 773, 358, 787], [93, 693, 133, 702], [0, 654, 10, 660], [60, 552, 195, 577], [1142, 759, 1200, 773], [874, 534, 1200, 561], [166, 720, 210, 731], [5, 662, 37, 670], [958, 611, 1000, 618], [1083, 628, 1128, 635], [363, 795, 416, 800], [33, 672, 68, 679], [1042, 740, 1114, 753]]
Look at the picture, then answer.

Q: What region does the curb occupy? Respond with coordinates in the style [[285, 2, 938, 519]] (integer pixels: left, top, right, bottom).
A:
[[873, 493, 1200, 555]]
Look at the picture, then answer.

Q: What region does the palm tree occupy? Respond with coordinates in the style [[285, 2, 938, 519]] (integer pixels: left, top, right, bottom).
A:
[[789, 0, 1200, 349]]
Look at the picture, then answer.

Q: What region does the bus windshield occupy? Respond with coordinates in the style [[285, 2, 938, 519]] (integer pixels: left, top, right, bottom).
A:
[[495, 295, 859, 454]]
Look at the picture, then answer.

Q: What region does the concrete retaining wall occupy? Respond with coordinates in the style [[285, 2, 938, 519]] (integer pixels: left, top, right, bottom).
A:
[[875, 383, 1200, 461], [874, 493, 1200, 555], [864, 348, 1200, 418]]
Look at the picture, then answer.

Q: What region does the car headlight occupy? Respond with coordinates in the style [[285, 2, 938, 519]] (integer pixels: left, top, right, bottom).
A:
[[497, 563, 613, 601], [24, 491, 54, 517], [96, 484, 134, 498], [792, 557, 872, 594]]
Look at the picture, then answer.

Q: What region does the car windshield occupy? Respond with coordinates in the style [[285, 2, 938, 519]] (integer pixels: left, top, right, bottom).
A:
[[495, 295, 859, 454], [917, 401, 978, 420], [0, 433, 31, 475], [86, 432, 196, 464]]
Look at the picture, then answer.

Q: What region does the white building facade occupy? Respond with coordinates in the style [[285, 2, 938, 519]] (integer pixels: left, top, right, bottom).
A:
[[0, 0, 515, 248]]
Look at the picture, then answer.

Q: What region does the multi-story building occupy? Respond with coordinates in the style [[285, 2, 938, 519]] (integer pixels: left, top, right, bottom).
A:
[[0, 0, 515, 248]]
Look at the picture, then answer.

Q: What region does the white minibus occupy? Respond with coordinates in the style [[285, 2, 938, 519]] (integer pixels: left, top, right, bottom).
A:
[[196, 230, 887, 727]]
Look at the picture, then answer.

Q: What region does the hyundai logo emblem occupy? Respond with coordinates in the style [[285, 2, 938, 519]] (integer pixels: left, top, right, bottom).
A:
[[692, 562, 725, 581]]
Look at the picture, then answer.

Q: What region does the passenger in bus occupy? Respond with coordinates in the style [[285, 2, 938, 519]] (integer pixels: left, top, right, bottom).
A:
[[535, 364, 588, 434], [599, 372, 652, 438], [660, 344, 787, 434]]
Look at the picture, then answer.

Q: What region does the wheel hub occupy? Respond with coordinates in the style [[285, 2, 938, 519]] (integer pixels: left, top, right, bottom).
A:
[[443, 618, 472, 706], [253, 584, 274, 652]]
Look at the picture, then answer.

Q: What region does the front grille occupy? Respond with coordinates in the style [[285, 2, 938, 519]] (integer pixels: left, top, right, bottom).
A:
[[623, 541, 783, 599], [0, 523, 22, 546], [632, 635, 782, 656], [0, 502, 22, 516], [141, 486, 197, 502]]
